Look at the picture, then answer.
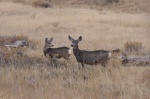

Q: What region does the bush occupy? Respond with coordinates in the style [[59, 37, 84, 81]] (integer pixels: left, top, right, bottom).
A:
[[105, 0, 119, 3], [32, 1, 52, 8], [124, 41, 143, 53]]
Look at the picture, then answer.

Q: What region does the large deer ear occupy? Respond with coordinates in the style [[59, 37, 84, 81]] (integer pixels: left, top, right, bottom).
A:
[[78, 36, 82, 41], [49, 37, 53, 42], [45, 38, 48, 42], [68, 36, 73, 41]]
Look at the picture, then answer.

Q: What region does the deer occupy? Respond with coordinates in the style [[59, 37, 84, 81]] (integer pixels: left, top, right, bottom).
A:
[[44, 38, 71, 60], [68, 36, 120, 67]]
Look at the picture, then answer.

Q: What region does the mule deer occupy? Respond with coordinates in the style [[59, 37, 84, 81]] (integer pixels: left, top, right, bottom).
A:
[[44, 38, 71, 60], [68, 36, 120, 67]]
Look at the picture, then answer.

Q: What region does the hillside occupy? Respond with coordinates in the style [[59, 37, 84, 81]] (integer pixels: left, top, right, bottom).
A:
[[0, 0, 150, 13]]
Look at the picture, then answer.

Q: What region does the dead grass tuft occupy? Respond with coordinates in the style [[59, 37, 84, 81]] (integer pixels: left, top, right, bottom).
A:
[[124, 41, 143, 53], [32, 0, 52, 8], [104, 0, 119, 4]]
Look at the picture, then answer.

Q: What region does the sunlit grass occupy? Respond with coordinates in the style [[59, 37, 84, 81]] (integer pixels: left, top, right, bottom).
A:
[[0, 2, 150, 99]]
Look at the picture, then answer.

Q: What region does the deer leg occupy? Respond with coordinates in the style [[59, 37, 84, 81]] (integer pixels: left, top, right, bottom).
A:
[[101, 62, 106, 67], [63, 55, 69, 60], [77, 63, 84, 70], [58, 56, 61, 58], [52, 58, 58, 68], [81, 63, 85, 68], [49, 54, 53, 58]]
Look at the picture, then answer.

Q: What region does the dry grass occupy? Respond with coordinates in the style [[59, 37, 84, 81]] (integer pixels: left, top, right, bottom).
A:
[[0, 2, 150, 99], [0, 0, 150, 13], [124, 41, 143, 53]]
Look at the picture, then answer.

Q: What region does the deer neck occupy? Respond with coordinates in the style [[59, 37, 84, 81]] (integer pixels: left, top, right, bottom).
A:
[[73, 46, 80, 56], [44, 46, 51, 51]]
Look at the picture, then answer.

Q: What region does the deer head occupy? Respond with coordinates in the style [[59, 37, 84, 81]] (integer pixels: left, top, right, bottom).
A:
[[45, 38, 54, 48], [68, 36, 82, 48]]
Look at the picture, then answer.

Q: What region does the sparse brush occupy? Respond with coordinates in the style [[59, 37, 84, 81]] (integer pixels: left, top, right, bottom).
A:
[[11, 34, 28, 43], [124, 41, 143, 53], [103, 0, 119, 5], [0, 47, 44, 67], [32, 0, 52, 8], [0, 47, 26, 66], [0, 36, 11, 46], [12, 0, 26, 4], [0, 35, 28, 46], [0, 35, 37, 50], [109, 0, 119, 3]]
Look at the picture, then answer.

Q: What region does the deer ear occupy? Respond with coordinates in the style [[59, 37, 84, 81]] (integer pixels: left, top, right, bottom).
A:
[[78, 36, 82, 41], [45, 38, 48, 42], [49, 37, 53, 42], [68, 36, 73, 41]]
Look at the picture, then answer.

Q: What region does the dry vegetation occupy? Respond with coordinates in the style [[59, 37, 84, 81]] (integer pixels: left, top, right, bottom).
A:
[[0, 0, 150, 13], [0, 1, 150, 99], [124, 41, 143, 53]]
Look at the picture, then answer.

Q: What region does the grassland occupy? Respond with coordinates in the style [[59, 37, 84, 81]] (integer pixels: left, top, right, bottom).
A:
[[0, 1, 150, 99]]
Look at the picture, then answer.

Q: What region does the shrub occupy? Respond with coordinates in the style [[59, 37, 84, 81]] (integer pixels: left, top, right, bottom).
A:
[[32, 1, 52, 8], [13, 0, 26, 4], [124, 41, 143, 53], [105, 0, 119, 3]]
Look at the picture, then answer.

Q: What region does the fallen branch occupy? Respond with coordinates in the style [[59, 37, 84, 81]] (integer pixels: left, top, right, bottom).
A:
[[5, 40, 28, 50], [121, 54, 150, 65]]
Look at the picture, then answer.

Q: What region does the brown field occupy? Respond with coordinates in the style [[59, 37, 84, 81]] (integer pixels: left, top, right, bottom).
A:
[[0, 1, 150, 99]]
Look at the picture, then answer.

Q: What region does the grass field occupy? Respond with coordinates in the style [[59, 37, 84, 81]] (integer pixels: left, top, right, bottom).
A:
[[0, 1, 150, 99]]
